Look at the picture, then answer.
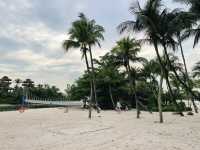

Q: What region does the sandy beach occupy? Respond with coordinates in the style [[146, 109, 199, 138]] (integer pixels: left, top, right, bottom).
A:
[[0, 108, 200, 150]]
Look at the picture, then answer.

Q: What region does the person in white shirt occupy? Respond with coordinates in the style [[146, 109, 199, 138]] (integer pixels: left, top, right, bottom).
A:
[[116, 101, 121, 112]]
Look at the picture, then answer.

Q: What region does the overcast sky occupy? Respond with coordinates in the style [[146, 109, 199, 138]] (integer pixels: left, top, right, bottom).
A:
[[0, 0, 199, 91]]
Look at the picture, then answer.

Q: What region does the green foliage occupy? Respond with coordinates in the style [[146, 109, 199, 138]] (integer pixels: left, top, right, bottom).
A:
[[0, 76, 64, 105], [66, 48, 198, 111]]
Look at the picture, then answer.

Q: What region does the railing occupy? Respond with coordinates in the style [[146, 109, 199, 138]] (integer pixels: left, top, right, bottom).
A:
[[25, 98, 82, 106]]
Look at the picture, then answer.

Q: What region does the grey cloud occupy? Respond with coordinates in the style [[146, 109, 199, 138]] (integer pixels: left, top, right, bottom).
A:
[[0, 0, 199, 91]]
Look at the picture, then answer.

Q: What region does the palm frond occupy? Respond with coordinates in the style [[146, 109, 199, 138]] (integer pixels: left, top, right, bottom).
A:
[[193, 26, 200, 47], [117, 21, 137, 34], [63, 40, 80, 52]]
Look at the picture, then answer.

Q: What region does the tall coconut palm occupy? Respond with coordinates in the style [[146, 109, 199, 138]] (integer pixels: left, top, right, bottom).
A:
[[118, 0, 185, 118], [168, 11, 196, 105], [157, 9, 199, 113], [169, 11, 194, 78], [84, 14, 105, 110], [63, 13, 97, 118], [111, 37, 146, 118]]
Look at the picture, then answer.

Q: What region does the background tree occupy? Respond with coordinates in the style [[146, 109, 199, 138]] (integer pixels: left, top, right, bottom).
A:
[[111, 37, 145, 118], [0, 76, 12, 96]]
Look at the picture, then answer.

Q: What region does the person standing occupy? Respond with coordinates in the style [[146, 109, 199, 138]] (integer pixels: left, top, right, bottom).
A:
[[116, 101, 121, 113]]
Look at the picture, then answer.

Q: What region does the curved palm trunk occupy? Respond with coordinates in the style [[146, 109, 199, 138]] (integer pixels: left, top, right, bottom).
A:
[[153, 42, 184, 116], [178, 35, 189, 77], [88, 46, 98, 111], [158, 74, 164, 123], [83, 48, 93, 119], [108, 84, 115, 109], [178, 35, 196, 111], [162, 44, 198, 113]]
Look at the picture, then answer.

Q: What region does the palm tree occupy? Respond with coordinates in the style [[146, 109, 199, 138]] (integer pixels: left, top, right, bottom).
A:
[[0, 76, 12, 94], [118, 0, 185, 117], [111, 37, 146, 118], [22, 79, 34, 88], [97, 64, 120, 109], [83, 14, 105, 110], [168, 10, 196, 106], [63, 13, 90, 72], [63, 13, 94, 118], [143, 58, 164, 122], [95, 53, 123, 109], [158, 9, 199, 113], [175, 0, 200, 47], [143, 53, 182, 122]]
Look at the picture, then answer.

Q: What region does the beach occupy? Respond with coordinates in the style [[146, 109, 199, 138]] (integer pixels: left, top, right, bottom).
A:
[[0, 108, 200, 150]]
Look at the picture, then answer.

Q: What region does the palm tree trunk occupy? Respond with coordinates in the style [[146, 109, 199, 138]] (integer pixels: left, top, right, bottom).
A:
[[83, 48, 93, 119], [109, 84, 115, 109], [178, 35, 196, 111], [127, 62, 140, 118], [135, 84, 140, 118], [158, 74, 164, 123], [153, 42, 184, 116], [162, 44, 198, 113], [88, 46, 98, 110], [178, 35, 189, 77], [89, 82, 93, 119]]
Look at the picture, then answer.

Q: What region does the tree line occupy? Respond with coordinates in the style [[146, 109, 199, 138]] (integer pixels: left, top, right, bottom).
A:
[[0, 76, 64, 105], [63, 0, 200, 122]]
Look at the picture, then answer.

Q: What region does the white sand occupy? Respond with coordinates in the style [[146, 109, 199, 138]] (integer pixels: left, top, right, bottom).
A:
[[0, 108, 200, 150]]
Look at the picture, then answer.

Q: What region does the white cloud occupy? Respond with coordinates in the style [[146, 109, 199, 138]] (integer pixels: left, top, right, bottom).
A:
[[0, 0, 199, 92]]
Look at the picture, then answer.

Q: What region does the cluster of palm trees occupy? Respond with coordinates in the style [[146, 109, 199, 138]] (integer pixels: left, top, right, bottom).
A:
[[118, 0, 200, 122], [63, 0, 200, 122]]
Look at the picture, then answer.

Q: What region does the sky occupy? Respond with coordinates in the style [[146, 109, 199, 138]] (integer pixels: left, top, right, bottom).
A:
[[0, 0, 199, 92]]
